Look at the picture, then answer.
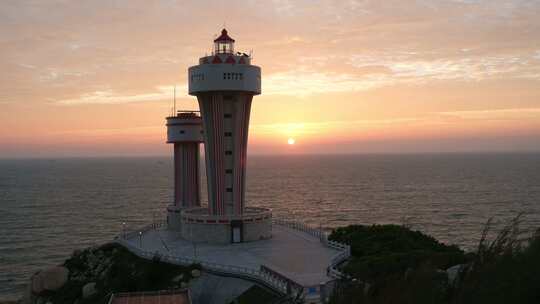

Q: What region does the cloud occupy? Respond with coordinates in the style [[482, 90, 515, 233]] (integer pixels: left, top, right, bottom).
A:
[[54, 85, 186, 105], [264, 70, 393, 96], [251, 107, 540, 137], [351, 51, 540, 80], [251, 117, 425, 136], [51, 126, 161, 136], [1, 1, 540, 156], [261, 50, 540, 96], [438, 108, 540, 121]]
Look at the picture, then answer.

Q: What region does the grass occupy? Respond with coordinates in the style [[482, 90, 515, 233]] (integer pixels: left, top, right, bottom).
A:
[[453, 214, 540, 304]]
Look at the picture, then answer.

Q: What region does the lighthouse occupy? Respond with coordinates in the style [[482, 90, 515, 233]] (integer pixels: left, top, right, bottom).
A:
[[165, 111, 203, 230], [189, 29, 261, 216], [127, 29, 343, 302], [169, 28, 270, 244]]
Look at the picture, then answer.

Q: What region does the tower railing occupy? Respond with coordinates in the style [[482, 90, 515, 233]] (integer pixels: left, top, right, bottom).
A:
[[117, 217, 352, 298], [181, 206, 272, 222], [271, 218, 351, 279]]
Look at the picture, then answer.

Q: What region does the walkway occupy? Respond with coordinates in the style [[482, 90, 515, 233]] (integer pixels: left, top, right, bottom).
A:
[[123, 224, 341, 287]]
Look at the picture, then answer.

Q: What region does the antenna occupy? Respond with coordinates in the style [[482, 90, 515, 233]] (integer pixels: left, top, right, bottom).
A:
[[173, 85, 177, 115]]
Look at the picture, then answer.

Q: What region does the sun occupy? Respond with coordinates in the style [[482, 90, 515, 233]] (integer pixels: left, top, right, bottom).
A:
[[287, 138, 296, 145]]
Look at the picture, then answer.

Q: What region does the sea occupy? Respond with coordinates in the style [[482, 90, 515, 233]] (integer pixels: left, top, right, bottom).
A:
[[1, 153, 540, 299]]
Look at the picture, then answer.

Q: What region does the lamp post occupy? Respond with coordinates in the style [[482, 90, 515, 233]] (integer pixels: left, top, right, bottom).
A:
[[139, 231, 142, 248], [189, 224, 197, 260], [122, 222, 126, 239]]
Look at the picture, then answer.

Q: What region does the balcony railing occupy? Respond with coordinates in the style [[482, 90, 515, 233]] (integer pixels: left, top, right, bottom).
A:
[[117, 217, 352, 299]]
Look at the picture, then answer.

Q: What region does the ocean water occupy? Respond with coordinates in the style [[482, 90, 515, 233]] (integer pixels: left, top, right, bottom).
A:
[[1, 154, 540, 299]]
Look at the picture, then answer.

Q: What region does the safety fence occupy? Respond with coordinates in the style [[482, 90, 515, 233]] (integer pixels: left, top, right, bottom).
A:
[[117, 218, 352, 300], [271, 218, 352, 280], [114, 237, 299, 296], [272, 218, 325, 240]]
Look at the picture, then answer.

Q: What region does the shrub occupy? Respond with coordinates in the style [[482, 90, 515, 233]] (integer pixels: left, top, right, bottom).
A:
[[329, 224, 467, 281]]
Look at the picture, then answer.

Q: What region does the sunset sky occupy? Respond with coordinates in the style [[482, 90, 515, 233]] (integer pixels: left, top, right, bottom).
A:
[[1, 0, 540, 157]]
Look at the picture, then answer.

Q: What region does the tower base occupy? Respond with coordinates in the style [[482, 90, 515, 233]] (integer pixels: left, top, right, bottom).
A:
[[175, 207, 272, 244]]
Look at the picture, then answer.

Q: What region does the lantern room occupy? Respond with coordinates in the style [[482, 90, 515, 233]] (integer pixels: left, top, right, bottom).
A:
[[214, 28, 235, 54]]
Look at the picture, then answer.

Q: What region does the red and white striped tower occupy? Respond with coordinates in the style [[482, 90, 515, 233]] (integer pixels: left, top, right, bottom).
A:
[[188, 29, 261, 216], [166, 111, 203, 230]]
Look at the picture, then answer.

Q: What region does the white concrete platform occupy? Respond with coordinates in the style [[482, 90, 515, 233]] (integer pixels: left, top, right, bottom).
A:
[[124, 224, 341, 287]]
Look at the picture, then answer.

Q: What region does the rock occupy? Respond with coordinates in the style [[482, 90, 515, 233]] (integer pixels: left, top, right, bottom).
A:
[[42, 266, 69, 291], [446, 264, 466, 286], [31, 266, 69, 294], [191, 269, 201, 278], [82, 282, 97, 299], [172, 273, 184, 283]]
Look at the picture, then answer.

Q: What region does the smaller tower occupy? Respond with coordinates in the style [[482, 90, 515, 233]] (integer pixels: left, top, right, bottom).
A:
[[166, 111, 203, 231]]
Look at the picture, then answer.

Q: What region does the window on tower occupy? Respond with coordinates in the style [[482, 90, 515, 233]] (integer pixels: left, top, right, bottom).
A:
[[224, 132, 232, 137], [191, 73, 204, 82], [225, 150, 232, 155]]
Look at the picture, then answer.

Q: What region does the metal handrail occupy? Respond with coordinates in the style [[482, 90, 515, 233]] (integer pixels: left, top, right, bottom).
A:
[[271, 218, 352, 280], [114, 236, 291, 295], [182, 207, 272, 221], [272, 218, 324, 239], [118, 219, 352, 295]]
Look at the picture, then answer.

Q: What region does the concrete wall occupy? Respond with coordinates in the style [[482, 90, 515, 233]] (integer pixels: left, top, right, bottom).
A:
[[180, 218, 272, 244], [182, 222, 231, 244], [188, 63, 261, 95]]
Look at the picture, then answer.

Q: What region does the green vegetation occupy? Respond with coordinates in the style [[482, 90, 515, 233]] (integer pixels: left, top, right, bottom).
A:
[[330, 224, 468, 282], [329, 216, 540, 304], [44, 243, 199, 304], [454, 216, 540, 304]]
